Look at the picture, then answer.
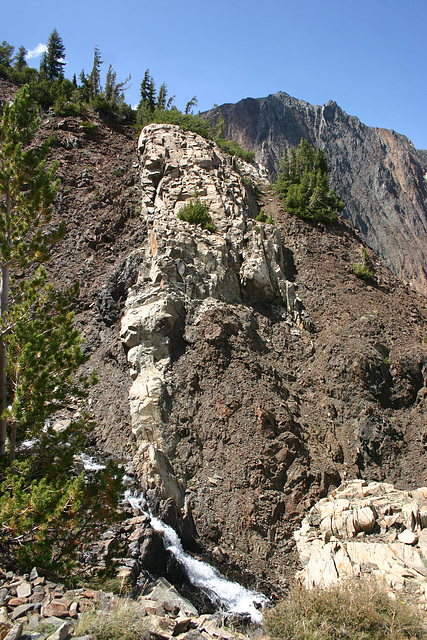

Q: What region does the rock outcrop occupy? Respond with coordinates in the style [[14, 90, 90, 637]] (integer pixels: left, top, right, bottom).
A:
[[206, 93, 427, 297], [113, 123, 427, 593], [295, 480, 427, 607], [120, 124, 308, 509]]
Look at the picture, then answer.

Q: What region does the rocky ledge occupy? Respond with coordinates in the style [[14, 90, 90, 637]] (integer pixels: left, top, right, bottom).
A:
[[295, 480, 427, 608]]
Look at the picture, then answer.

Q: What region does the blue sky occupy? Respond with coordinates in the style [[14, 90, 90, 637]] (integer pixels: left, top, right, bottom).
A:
[[3, 0, 427, 149]]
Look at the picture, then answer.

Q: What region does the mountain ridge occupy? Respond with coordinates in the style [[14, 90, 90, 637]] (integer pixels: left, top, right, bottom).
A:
[[205, 92, 427, 297]]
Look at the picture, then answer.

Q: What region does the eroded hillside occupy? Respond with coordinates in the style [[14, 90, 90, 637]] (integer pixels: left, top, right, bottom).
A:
[[2, 80, 426, 593]]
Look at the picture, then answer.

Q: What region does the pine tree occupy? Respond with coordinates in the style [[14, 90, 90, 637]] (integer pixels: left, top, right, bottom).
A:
[[275, 138, 344, 224], [0, 85, 65, 458], [89, 46, 103, 98], [13, 46, 27, 71], [0, 41, 14, 68], [139, 69, 152, 106], [45, 28, 65, 82], [156, 83, 168, 111], [185, 96, 198, 115], [0, 86, 123, 573]]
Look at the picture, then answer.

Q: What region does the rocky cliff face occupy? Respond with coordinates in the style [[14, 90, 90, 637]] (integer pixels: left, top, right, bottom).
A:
[[205, 93, 427, 297], [3, 73, 425, 596]]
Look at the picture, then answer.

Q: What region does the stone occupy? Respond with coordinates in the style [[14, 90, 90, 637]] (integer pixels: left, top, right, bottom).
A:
[[29, 569, 38, 582], [173, 617, 191, 635], [397, 530, 418, 545], [40, 601, 68, 619], [144, 614, 176, 639], [45, 621, 73, 640], [142, 579, 198, 617], [11, 604, 33, 620], [419, 529, 427, 558], [7, 599, 27, 608], [3, 622, 23, 640], [0, 623, 12, 640], [295, 480, 427, 606], [16, 584, 31, 600]]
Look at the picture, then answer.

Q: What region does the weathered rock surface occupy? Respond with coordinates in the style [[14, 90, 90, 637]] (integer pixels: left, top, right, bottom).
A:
[[295, 480, 427, 607], [120, 124, 308, 508], [206, 93, 427, 297], [0, 570, 252, 640]]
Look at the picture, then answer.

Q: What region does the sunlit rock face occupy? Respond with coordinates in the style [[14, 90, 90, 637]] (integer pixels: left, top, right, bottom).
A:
[[120, 124, 308, 508], [295, 480, 427, 608]]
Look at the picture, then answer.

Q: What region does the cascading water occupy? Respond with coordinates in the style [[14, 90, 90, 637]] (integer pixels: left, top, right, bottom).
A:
[[123, 490, 267, 623]]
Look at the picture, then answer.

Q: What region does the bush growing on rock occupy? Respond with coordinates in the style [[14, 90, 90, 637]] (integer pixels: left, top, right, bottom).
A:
[[177, 199, 216, 232], [353, 247, 375, 281], [264, 580, 426, 640]]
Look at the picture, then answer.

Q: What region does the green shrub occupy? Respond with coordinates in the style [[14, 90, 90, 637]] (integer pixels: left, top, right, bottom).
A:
[[264, 580, 426, 640], [353, 248, 375, 281], [53, 98, 87, 118], [82, 121, 97, 135], [177, 198, 215, 231], [266, 215, 274, 224], [256, 209, 267, 222], [215, 137, 255, 162]]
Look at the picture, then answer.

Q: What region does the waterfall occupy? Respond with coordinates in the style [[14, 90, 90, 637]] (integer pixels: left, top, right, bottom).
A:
[[123, 490, 267, 623]]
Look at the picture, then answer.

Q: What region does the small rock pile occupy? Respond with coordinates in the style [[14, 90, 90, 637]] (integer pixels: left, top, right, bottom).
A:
[[0, 570, 253, 640], [294, 480, 427, 607]]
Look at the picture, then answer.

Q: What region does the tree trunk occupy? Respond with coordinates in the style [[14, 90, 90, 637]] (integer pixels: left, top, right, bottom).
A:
[[0, 261, 9, 457], [0, 187, 11, 458]]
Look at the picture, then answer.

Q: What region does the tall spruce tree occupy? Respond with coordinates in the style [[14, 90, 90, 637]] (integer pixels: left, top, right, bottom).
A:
[[45, 28, 65, 82], [89, 46, 103, 98]]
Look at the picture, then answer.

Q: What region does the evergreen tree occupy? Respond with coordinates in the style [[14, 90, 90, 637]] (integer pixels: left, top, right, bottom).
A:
[[13, 46, 27, 71], [89, 46, 103, 98], [275, 138, 344, 224], [0, 86, 123, 573], [0, 85, 65, 458], [0, 41, 14, 68], [45, 28, 65, 82], [157, 82, 168, 111], [185, 96, 198, 115], [139, 69, 151, 106]]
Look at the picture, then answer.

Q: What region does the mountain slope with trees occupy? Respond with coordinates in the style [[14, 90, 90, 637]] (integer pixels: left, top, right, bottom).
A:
[[205, 92, 427, 297]]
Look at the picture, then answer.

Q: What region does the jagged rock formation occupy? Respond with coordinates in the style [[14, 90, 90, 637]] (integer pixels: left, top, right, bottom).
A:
[[295, 480, 427, 608], [205, 93, 427, 297], [115, 123, 427, 592], [120, 124, 311, 556]]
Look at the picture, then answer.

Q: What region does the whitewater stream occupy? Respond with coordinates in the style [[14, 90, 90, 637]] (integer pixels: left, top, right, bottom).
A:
[[124, 490, 267, 623], [80, 456, 267, 624]]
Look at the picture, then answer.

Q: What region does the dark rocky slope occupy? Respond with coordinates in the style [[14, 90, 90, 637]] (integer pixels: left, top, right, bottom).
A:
[[1, 80, 426, 596], [206, 93, 427, 298]]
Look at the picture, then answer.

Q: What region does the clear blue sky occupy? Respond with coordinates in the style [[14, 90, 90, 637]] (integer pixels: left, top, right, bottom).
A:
[[3, 0, 427, 149]]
